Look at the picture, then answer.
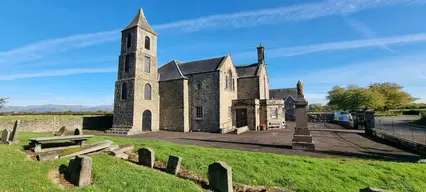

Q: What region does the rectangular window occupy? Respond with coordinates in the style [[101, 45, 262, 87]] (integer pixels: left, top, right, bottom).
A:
[[271, 107, 278, 119], [144, 56, 151, 73], [196, 106, 203, 120], [228, 107, 232, 120], [124, 55, 130, 72]]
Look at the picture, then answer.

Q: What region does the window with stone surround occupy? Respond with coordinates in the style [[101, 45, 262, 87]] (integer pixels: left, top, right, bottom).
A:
[[225, 74, 229, 90], [145, 36, 150, 50], [195, 106, 203, 120], [195, 81, 202, 90], [124, 55, 130, 73], [232, 78, 235, 91], [144, 56, 151, 73], [144, 83, 151, 100], [126, 33, 132, 48], [121, 83, 128, 100], [228, 107, 232, 120], [271, 107, 278, 119]]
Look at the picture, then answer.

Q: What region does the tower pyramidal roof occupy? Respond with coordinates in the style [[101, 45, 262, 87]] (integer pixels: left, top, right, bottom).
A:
[[123, 8, 157, 35]]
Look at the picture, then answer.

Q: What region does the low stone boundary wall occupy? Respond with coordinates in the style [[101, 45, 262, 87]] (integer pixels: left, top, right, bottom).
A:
[[0, 116, 113, 132], [372, 130, 426, 156]]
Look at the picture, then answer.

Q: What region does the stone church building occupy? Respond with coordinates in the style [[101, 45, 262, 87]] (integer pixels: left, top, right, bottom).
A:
[[107, 8, 284, 135]]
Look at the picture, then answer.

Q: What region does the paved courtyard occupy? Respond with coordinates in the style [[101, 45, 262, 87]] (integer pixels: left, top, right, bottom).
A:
[[123, 122, 421, 162]]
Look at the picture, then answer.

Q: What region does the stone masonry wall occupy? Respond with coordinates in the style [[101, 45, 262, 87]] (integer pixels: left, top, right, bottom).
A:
[[188, 72, 220, 132], [0, 116, 113, 133], [159, 79, 188, 132], [237, 77, 259, 100]]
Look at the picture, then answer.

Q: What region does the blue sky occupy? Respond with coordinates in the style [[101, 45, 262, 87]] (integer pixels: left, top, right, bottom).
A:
[[1, 0, 426, 106]]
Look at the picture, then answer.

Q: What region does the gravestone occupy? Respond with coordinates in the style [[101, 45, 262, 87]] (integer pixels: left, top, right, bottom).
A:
[[360, 187, 392, 192], [166, 155, 182, 175], [37, 151, 59, 161], [66, 155, 92, 187], [9, 120, 20, 143], [208, 161, 233, 192], [55, 126, 67, 136], [138, 147, 155, 168], [1, 129, 11, 144], [74, 128, 83, 135], [292, 80, 315, 151]]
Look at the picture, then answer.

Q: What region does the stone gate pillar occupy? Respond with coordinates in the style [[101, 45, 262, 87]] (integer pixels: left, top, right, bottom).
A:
[[292, 80, 315, 151]]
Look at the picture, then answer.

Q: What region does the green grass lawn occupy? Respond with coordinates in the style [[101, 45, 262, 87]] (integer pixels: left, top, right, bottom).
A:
[[0, 115, 92, 122], [2, 132, 426, 192]]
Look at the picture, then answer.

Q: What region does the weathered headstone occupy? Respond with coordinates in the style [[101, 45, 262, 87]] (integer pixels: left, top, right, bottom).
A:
[[208, 161, 233, 192], [74, 128, 83, 135], [166, 155, 182, 175], [138, 147, 155, 168], [9, 120, 20, 143], [66, 155, 92, 187], [292, 80, 315, 151], [1, 129, 11, 144], [360, 187, 392, 192], [60, 140, 113, 159], [55, 126, 67, 136]]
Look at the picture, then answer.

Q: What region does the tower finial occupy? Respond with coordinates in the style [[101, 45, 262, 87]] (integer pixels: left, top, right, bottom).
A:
[[257, 42, 265, 65], [259, 42, 263, 47]]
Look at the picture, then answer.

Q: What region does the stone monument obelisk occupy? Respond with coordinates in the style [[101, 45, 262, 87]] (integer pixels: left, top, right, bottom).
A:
[[292, 80, 315, 151]]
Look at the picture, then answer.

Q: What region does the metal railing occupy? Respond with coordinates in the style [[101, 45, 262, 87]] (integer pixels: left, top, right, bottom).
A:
[[374, 119, 426, 144]]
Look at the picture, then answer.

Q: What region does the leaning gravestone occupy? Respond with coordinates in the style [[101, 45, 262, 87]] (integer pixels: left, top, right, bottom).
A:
[[55, 126, 67, 136], [1, 129, 11, 144], [66, 155, 92, 187], [166, 155, 182, 175], [138, 147, 155, 168], [208, 161, 233, 192], [360, 187, 392, 192], [9, 120, 20, 143]]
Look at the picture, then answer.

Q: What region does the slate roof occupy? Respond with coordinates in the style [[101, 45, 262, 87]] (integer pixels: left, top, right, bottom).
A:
[[158, 56, 227, 82], [123, 8, 157, 35], [269, 88, 298, 101], [235, 63, 260, 78], [178, 56, 226, 75]]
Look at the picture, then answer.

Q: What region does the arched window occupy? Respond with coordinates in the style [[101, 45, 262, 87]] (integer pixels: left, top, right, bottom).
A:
[[196, 81, 202, 90], [145, 36, 150, 50], [121, 83, 128, 100], [225, 74, 229, 89], [127, 33, 132, 48], [263, 76, 267, 99], [144, 83, 152, 100], [232, 78, 235, 91]]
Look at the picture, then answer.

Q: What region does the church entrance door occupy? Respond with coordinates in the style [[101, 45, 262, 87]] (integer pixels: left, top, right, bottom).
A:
[[236, 109, 248, 128], [142, 110, 152, 131]]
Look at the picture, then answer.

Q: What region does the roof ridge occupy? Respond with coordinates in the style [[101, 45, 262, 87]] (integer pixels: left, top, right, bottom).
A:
[[178, 55, 227, 65], [235, 63, 258, 68]]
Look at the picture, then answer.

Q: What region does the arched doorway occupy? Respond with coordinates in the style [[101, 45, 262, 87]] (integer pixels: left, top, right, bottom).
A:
[[142, 110, 152, 131]]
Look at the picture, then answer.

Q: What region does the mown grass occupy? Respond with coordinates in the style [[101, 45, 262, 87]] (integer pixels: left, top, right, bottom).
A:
[[5, 132, 426, 192], [0, 115, 91, 122]]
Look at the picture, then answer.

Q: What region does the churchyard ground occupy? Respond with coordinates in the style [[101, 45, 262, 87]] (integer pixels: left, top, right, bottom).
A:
[[1, 130, 426, 192]]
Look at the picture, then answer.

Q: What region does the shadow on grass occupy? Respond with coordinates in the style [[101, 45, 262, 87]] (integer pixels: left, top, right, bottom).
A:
[[23, 142, 78, 151], [180, 138, 292, 149], [315, 150, 420, 162]]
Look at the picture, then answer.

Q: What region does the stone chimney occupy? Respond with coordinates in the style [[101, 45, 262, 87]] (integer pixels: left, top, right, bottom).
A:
[[257, 42, 265, 65]]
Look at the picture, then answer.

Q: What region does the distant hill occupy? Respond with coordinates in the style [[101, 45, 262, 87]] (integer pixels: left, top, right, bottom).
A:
[[0, 104, 113, 112]]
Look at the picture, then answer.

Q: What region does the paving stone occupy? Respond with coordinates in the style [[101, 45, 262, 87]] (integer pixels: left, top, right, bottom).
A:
[[208, 161, 233, 192], [36, 151, 59, 161], [138, 147, 155, 168], [54, 126, 67, 136], [166, 155, 182, 175], [66, 155, 92, 187]]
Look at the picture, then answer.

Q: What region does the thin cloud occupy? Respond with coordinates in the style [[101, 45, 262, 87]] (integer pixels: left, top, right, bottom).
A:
[[1, 0, 424, 66], [343, 16, 395, 52], [233, 33, 426, 59], [0, 68, 117, 80]]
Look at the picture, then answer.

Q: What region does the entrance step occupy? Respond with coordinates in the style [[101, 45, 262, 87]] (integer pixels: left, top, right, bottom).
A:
[[105, 128, 131, 136]]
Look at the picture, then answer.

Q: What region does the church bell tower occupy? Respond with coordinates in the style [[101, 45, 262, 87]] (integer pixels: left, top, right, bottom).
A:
[[110, 8, 159, 135]]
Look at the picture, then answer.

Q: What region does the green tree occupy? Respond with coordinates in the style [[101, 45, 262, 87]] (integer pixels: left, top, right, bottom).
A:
[[368, 82, 417, 110], [0, 98, 6, 110], [309, 103, 324, 112], [326, 85, 385, 111]]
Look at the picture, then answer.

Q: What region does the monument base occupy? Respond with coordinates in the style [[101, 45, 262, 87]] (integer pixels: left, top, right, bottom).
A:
[[292, 141, 315, 151]]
